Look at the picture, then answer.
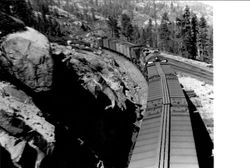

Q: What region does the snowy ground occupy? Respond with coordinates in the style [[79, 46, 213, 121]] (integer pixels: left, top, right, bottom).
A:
[[177, 73, 214, 140]]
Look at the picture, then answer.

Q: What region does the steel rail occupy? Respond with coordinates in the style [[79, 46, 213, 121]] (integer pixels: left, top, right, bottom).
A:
[[155, 62, 171, 168]]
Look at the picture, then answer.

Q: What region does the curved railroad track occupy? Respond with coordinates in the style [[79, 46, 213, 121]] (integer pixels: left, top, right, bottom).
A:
[[162, 57, 213, 85], [145, 53, 213, 84]]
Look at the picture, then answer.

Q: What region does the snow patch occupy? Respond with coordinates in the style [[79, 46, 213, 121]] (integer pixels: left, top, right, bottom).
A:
[[177, 75, 213, 140]]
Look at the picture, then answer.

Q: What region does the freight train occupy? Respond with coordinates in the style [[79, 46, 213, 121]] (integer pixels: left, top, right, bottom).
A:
[[93, 37, 201, 167], [129, 60, 200, 168], [71, 35, 166, 75], [99, 37, 166, 76], [101, 38, 146, 71]]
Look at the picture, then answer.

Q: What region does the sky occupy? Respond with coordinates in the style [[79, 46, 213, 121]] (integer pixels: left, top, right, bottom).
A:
[[198, 1, 215, 7], [212, 1, 250, 168]]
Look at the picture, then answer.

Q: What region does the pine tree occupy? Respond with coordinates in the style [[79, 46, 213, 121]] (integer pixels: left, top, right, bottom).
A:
[[181, 6, 193, 59], [159, 12, 170, 51], [107, 16, 120, 38], [190, 13, 198, 59], [132, 25, 141, 44], [198, 16, 209, 62], [167, 22, 176, 53], [146, 19, 153, 47], [121, 13, 134, 42], [208, 27, 213, 63], [140, 28, 147, 45]]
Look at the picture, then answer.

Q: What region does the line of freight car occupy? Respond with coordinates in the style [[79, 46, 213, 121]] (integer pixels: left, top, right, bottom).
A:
[[161, 63, 199, 168], [102, 38, 144, 62], [129, 61, 199, 168]]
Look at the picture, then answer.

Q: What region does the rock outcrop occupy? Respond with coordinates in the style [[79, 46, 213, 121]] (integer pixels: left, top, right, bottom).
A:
[[0, 30, 145, 168], [0, 81, 55, 168], [0, 27, 53, 92]]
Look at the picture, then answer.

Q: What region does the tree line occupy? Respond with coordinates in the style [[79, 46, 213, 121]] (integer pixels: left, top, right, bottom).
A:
[[106, 5, 213, 63], [0, 0, 213, 63], [0, 0, 66, 41]]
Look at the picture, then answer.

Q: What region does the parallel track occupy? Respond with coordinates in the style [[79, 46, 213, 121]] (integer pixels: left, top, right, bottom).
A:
[[168, 63, 213, 84], [146, 53, 213, 84], [162, 58, 213, 84]]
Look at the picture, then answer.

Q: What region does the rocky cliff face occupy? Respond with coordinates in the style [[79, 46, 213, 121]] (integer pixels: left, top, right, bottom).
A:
[[0, 26, 146, 168]]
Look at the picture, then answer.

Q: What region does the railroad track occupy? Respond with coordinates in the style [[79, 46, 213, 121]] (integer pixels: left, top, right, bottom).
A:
[[74, 40, 210, 167], [168, 63, 213, 84], [162, 58, 213, 84], [129, 62, 199, 168], [145, 53, 213, 84]]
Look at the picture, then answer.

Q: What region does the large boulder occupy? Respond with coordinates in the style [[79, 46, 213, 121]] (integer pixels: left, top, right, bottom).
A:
[[0, 27, 53, 92]]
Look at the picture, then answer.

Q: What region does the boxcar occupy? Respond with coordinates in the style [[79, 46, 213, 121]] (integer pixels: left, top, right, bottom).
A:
[[121, 42, 128, 57], [116, 41, 120, 53], [103, 38, 109, 48], [123, 41, 134, 59], [109, 39, 115, 51]]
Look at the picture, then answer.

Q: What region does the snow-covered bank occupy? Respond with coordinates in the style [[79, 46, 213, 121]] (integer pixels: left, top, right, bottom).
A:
[[177, 74, 214, 140], [161, 52, 213, 72]]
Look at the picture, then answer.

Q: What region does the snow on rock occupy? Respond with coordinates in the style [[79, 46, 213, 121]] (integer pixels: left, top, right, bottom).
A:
[[177, 74, 214, 140]]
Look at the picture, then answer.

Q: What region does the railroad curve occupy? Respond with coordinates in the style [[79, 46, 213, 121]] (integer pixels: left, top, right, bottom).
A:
[[145, 53, 213, 84], [165, 58, 213, 85]]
